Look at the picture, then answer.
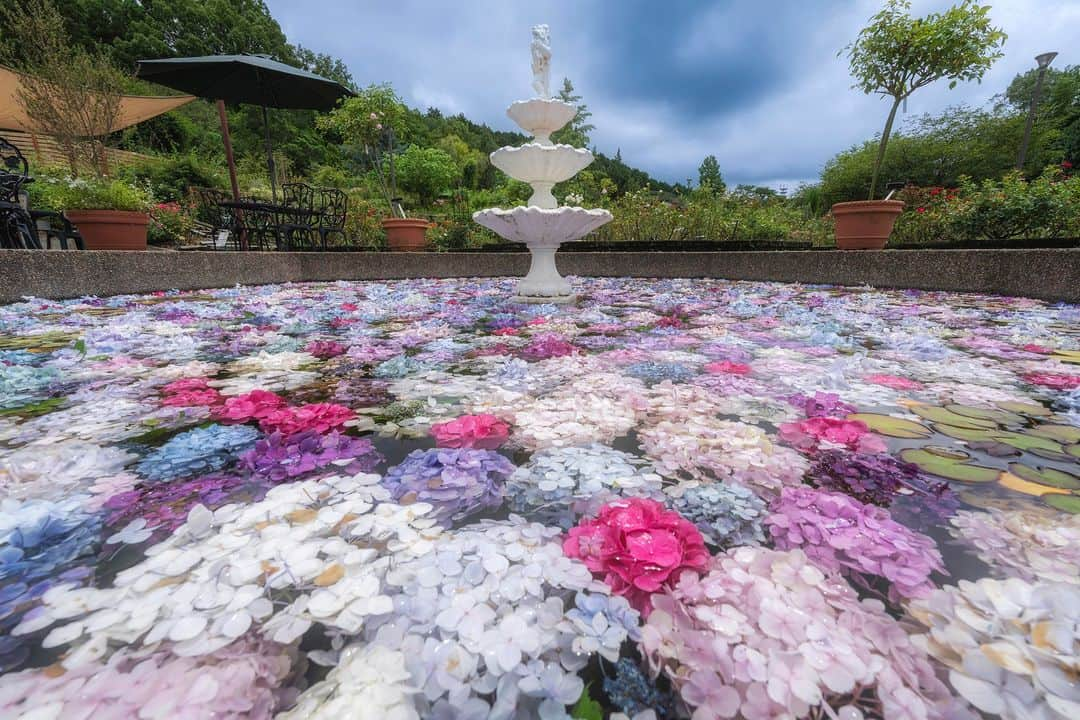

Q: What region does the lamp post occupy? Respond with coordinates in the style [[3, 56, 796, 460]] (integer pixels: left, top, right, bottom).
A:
[[1017, 51, 1058, 171]]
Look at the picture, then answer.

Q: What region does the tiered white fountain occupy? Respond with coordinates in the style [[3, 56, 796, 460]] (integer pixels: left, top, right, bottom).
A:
[[473, 25, 612, 303]]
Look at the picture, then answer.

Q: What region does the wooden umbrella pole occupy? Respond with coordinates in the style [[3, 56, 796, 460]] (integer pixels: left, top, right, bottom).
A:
[[217, 99, 246, 251]]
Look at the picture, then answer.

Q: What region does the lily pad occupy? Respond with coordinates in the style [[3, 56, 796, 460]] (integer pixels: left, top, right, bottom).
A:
[[847, 413, 931, 439], [947, 405, 1025, 425], [1008, 463, 1080, 490], [1026, 424, 1080, 445], [909, 405, 998, 429], [933, 425, 1066, 454], [1043, 494, 1080, 514], [999, 471, 1071, 497], [899, 447, 999, 483], [997, 401, 1052, 417], [1068, 445, 1080, 459], [1050, 350, 1080, 365]]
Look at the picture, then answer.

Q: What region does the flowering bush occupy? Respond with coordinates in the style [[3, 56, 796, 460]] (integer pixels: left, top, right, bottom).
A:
[[148, 201, 195, 246], [766, 486, 945, 602], [429, 414, 509, 449], [643, 547, 957, 720], [563, 498, 709, 614]]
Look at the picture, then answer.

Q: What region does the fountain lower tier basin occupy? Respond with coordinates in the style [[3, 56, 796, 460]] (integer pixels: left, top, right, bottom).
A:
[[472, 206, 613, 247]]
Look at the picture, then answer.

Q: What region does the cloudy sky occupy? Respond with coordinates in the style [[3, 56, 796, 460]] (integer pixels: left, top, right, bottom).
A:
[[266, 0, 1079, 188]]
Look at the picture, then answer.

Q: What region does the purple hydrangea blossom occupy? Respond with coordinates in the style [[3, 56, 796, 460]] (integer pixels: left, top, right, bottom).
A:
[[241, 430, 384, 483], [766, 486, 945, 603], [380, 448, 515, 525]]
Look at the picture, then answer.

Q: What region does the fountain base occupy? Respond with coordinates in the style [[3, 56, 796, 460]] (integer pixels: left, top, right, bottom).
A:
[[513, 293, 578, 305]]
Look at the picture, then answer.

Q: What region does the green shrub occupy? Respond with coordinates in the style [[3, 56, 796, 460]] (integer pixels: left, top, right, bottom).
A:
[[148, 202, 195, 246], [27, 169, 153, 212], [118, 155, 223, 202]]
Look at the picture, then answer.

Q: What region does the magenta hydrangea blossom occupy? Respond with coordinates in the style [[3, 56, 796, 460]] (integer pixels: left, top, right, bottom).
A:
[[778, 416, 887, 454], [258, 402, 355, 436], [786, 392, 857, 418], [304, 340, 347, 359], [430, 414, 510, 449], [765, 486, 945, 603], [520, 334, 578, 360]]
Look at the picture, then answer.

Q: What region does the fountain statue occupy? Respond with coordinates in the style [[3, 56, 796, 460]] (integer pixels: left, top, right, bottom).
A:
[[473, 25, 612, 303]]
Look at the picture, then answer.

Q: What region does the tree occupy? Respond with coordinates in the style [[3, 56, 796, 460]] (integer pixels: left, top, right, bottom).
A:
[[551, 78, 595, 147], [843, 0, 1006, 199], [2, 0, 127, 176], [395, 146, 459, 205], [698, 155, 725, 194]]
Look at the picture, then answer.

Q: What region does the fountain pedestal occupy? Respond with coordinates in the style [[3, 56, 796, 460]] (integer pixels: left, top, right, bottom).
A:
[[473, 26, 611, 303]]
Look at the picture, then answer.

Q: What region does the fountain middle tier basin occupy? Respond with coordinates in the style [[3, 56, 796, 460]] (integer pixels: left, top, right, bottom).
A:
[[472, 206, 613, 247], [506, 98, 577, 144], [490, 144, 593, 185]]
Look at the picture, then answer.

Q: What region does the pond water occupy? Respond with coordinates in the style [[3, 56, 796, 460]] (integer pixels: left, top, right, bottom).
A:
[[0, 277, 1077, 720]]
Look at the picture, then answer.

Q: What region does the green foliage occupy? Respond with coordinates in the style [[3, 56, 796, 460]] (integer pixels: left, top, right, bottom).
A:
[[317, 84, 409, 147], [395, 146, 459, 204], [27, 169, 154, 212], [843, 0, 1006, 199], [1002, 64, 1080, 172], [148, 201, 195, 246], [698, 155, 726, 194], [550, 78, 595, 147], [117, 155, 224, 202], [569, 687, 603, 720]]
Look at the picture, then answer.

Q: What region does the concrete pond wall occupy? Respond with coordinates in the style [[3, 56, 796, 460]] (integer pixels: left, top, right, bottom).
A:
[[0, 248, 1077, 303]]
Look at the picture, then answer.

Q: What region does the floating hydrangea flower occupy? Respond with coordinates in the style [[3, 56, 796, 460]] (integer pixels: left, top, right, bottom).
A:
[[242, 430, 383, 483], [624, 361, 696, 385], [505, 444, 664, 528], [0, 637, 303, 718], [0, 364, 58, 410], [213, 389, 287, 424], [564, 497, 709, 614], [909, 577, 1080, 720], [703, 360, 750, 375], [258, 402, 355, 436], [949, 507, 1080, 585], [520, 334, 578, 360], [305, 340, 347, 359], [1022, 372, 1080, 390], [786, 391, 857, 418], [766, 486, 945, 602], [429, 414, 510, 449], [643, 547, 957, 720], [135, 424, 260, 482], [381, 448, 515, 525], [805, 450, 925, 506], [778, 416, 888, 454], [664, 481, 768, 548], [864, 373, 924, 390]]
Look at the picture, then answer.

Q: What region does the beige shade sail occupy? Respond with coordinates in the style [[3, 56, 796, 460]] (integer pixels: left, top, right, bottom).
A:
[[0, 64, 195, 135]]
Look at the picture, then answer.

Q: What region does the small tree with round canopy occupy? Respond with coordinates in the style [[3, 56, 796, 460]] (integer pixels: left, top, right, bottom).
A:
[[843, 0, 1006, 200]]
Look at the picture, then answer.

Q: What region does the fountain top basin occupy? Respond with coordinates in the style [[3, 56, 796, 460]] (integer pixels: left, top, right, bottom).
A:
[[506, 98, 577, 144]]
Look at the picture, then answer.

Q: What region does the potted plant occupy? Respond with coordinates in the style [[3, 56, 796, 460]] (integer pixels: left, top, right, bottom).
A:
[[318, 84, 431, 251], [836, 0, 1005, 249], [29, 173, 153, 250]]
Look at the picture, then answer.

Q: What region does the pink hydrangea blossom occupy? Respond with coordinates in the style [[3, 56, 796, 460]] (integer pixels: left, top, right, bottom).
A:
[[304, 340, 347, 359], [521, 334, 578, 360], [778, 417, 887, 454], [162, 388, 222, 407], [703, 360, 751, 375], [430, 414, 510, 449], [766, 486, 945, 603], [1022, 372, 1080, 390], [863, 374, 924, 390], [162, 377, 212, 394], [213, 390, 287, 424], [258, 402, 355, 436], [563, 497, 709, 614]]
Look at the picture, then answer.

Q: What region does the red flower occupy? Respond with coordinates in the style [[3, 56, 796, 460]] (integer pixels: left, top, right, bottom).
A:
[[929, 187, 942, 196], [1062, 160, 1074, 170], [916, 207, 926, 214], [564, 498, 709, 615]]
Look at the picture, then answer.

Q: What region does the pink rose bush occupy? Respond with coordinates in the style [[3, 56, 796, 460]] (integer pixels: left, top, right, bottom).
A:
[[643, 547, 958, 720], [258, 402, 354, 436], [563, 498, 709, 614], [766, 486, 945, 603], [214, 390, 288, 424], [778, 417, 887, 454], [429, 413, 510, 449]]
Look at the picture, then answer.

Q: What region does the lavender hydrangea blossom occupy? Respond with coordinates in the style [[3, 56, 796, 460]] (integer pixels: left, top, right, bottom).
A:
[[242, 430, 384, 483], [381, 448, 515, 525]]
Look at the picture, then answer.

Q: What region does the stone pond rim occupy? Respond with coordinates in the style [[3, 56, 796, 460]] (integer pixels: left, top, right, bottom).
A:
[[0, 248, 1077, 304]]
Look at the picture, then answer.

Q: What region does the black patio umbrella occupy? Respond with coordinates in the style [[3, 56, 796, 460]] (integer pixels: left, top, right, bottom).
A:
[[137, 54, 353, 202]]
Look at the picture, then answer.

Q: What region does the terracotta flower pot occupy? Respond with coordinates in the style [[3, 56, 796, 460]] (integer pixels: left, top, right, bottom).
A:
[[382, 217, 431, 252], [831, 200, 904, 250], [65, 210, 149, 251]]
